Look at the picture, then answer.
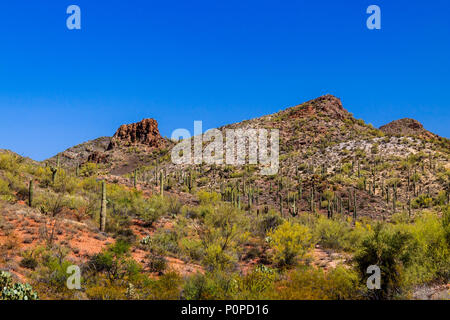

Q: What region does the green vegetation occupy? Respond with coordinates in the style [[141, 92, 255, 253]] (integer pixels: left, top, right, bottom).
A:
[[0, 271, 38, 300], [0, 118, 449, 301]]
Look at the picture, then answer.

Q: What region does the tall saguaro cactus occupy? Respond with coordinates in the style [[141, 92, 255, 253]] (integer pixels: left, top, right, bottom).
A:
[[28, 180, 33, 207], [100, 180, 107, 232], [50, 166, 58, 184], [160, 170, 164, 197]]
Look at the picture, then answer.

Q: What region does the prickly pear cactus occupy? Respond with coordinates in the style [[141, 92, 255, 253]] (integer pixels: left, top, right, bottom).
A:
[[0, 271, 38, 300]]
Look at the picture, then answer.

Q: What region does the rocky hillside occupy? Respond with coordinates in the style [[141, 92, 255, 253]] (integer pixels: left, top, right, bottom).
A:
[[47, 119, 172, 175], [47, 95, 450, 220], [1, 94, 449, 300]]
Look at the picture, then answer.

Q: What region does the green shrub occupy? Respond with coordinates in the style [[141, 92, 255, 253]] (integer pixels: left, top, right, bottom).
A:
[[314, 216, 349, 250], [180, 238, 204, 261], [412, 194, 433, 209], [270, 265, 360, 300], [89, 240, 140, 282], [268, 221, 315, 267], [354, 224, 414, 299], [402, 211, 450, 284], [183, 271, 237, 300], [20, 256, 38, 270], [0, 153, 20, 173], [198, 191, 221, 205], [254, 210, 284, 236], [147, 253, 168, 274], [235, 265, 277, 299]]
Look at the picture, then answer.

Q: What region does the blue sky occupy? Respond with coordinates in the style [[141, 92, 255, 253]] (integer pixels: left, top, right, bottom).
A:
[[0, 0, 449, 160]]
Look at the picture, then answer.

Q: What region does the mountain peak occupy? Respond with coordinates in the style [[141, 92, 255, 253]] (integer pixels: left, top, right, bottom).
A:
[[379, 118, 436, 139], [288, 94, 349, 120]]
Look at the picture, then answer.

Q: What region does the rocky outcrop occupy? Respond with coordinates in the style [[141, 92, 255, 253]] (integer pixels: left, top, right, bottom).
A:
[[108, 118, 164, 150], [87, 151, 109, 164], [380, 118, 436, 139]]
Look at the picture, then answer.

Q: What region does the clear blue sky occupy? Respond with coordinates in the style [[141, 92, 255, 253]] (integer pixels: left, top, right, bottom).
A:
[[0, 0, 449, 161]]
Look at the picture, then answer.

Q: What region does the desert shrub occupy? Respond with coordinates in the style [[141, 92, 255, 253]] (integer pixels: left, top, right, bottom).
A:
[[0, 178, 14, 201], [401, 211, 450, 285], [180, 238, 204, 261], [198, 191, 221, 205], [27, 246, 85, 299], [196, 204, 250, 271], [371, 142, 379, 154], [127, 195, 168, 226], [146, 253, 167, 274], [78, 176, 99, 193], [52, 169, 78, 194], [434, 191, 448, 206], [314, 216, 349, 250], [147, 229, 180, 256], [3, 171, 25, 194], [183, 271, 237, 300], [88, 240, 141, 282], [0, 153, 20, 173], [253, 210, 284, 236], [79, 162, 98, 177], [270, 265, 361, 300], [341, 162, 352, 175], [268, 221, 315, 267], [182, 205, 212, 220], [136, 271, 182, 300], [354, 224, 415, 299], [34, 191, 70, 216], [166, 196, 183, 216], [202, 243, 237, 272], [411, 194, 433, 209], [0, 178, 10, 195], [313, 217, 371, 251], [20, 256, 38, 270], [0, 271, 38, 300], [234, 265, 277, 299], [85, 283, 127, 300]]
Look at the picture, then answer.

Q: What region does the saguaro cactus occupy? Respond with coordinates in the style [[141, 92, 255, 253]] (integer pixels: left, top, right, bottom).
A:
[[50, 166, 58, 184], [28, 180, 33, 207], [310, 185, 315, 213], [160, 170, 164, 197], [100, 180, 107, 232], [134, 169, 138, 188], [298, 178, 303, 199], [279, 194, 283, 216]]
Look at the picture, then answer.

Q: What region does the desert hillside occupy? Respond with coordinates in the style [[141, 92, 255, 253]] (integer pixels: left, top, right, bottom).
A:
[[1, 95, 449, 300]]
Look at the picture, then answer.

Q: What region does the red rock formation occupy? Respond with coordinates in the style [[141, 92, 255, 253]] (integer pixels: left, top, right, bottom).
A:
[[108, 118, 164, 150]]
